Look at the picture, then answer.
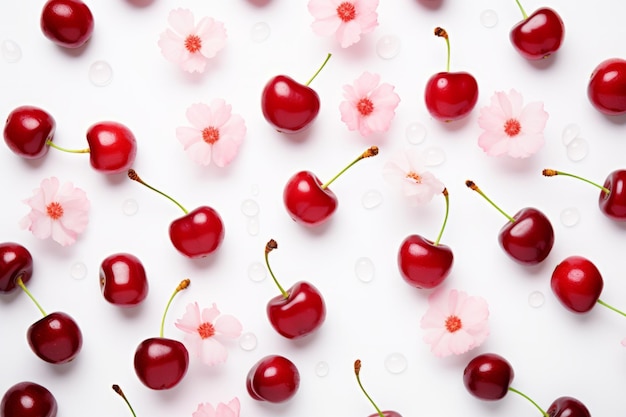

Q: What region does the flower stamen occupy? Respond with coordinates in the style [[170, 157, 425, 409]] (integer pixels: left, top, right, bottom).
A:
[[337, 2, 356, 22], [406, 171, 422, 183], [202, 126, 220, 144], [197, 322, 216, 339], [503, 118, 521, 137], [357, 98, 374, 116], [184, 34, 202, 53], [445, 315, 462, 333], [46, 202, 64, 220]]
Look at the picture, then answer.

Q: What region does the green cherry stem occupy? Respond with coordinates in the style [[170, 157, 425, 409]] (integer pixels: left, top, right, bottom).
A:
[[127, 169, 188, 214], [305, 53, 332, 86], [434, 27, 451, 72], [112, 385, 138, 417], [508, 387, 549, 417], [542, 169, 610, 195], [354, 359, 385, 417], [597, 299, 626, 318], [514, 0, 529, 19], [16, 276, 47, 316], [433, 188, 450, 246], [466, 180, 516, 223], [264, 239, 288, 299], [159, 279, 190, 338], [45, 140, 90, 154], [321, 146, 379, 190]]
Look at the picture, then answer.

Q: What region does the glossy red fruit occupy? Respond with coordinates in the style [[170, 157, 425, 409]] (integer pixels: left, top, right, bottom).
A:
[[169, 206, 225, 258], [587, 58, 626, 115], [398, 235, 453, 289], [267, 281, 326, 339], [599, 170, 626, 220], [551, 256, 603, 313], [99, 253, 149, 307], [1, 381, 57, 417], [40, 0, 94, 48], [246, 355, 300, 403], [0, 242, 33, 293], [261, 75, 320, 133], [86, 122, 137, 174], [3, 106, 55, 159], [547, 396, 591, 417], [283, 171, 337, 227], [510, 7, 565, 60], [424, 71, 479, 121], [498, 207, 555, 265], [463, 353, 514, 400], [134, 337, 189, 390], [27, 311, 83, 364]]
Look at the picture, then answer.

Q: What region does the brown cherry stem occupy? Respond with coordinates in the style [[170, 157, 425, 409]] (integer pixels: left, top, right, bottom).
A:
[[127, 169, 188, 214], [433, 188, 450, 246], [508, 387, 548, 417], [45, 140, 90, 154], [321, 146, 379, 189], [466, 180, 516, 223], [16, 276, 47, 316], [542, 169, 610, 195], [112, 385, 138, 417], [305, 53, 332, 86], [159, 279, 190, 338], [434, 27, 451, 72], [354, 359, 385, 417], [264, 239, 288, 299]]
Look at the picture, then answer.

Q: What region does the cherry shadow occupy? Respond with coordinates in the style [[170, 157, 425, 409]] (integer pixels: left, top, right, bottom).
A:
[[125, 0, 156, 7], [416, 0, 444, 10], [600, 112, 626, 125], [525, 53, 559, 70], [246, 0, 272, 6]]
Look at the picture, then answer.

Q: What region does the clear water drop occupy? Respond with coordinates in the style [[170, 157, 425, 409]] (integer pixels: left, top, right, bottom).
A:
[[315, 361, 329, 377], [405, 122, 427, 145], [250, 22, 271, 43], [247, 216, 260, 236], [480, 9, 498, 28], [561, 123, 580, 146], [560, 207, 580, 227], [376, 35, 401, 60], [528, 291, 545, 308], [239, 332, 258, 351], [122, 198, 138, 216], [250, 184, 260, 196], [88, 60, 113, 86], [566, 137, 589, 162], [70, 262, 87, 280], [362, 189, 383, 209], [241, 199, 260, 217], [248, 262, 266, 282], [423, 147, 446, 167], [355, 257, 375, 283], [385, 352, 408, 374], [1, 39, 22, 63]]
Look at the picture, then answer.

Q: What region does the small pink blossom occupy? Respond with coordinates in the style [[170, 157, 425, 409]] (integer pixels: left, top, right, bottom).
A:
[[477, 89, 549, 158], [307, 0, 379, 48], [158, 8, 227, 73], [382, 149, 445, 205], [175, 302, 242, 366], [339, 71, 400, 137], [176, 100, 246, 167], [19, 177, 90, 247], [193, 398, 240, 417], [420, 288, 489, 357]]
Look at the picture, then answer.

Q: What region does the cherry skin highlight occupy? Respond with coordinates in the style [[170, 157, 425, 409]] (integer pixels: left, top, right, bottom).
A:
[[3, 106, 55, 159], [40, 0, 94, 48], [551, 256, 603, 313], [0, 242, 33, 293], [246, 355, 300, 403], [1, 381, 57, 417], [398, 235, 453, 289]]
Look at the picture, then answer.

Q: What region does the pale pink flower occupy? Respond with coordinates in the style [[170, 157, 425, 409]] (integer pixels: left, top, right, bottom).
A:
[[19, 177, 90, 247], [420, 288, 489, 357], [158, 8, 227, 73], [382, 149, 445, 205], [339, 72, 400, 137], [175, 302, 242, 366], [193, 398, 240, 417], [477, 89, 549, 158], [176, 100, 246, 167], [307, 0, 379, 48]]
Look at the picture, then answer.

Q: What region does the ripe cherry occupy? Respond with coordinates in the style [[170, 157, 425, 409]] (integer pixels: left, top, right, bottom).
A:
[[246, 354, 300, 403], [509, 1, 565, 60], [99, 253, 149, 307], [3, 106, 56, 160], [587, 58, 626, 115], [283, 146, 378, 227], [354, 359, 402, 417], [547, 396, 591, 417], [40, 0, 94, 48], [85, 122, 137, 174], [0, 242, 33, 293], [1, 381, 57, 417]]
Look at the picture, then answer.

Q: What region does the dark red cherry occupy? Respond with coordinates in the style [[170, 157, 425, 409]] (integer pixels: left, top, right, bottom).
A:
[[133, 337, 189, 390], [550, 256, 603, 313], [0, 242, 33, 293], [246, 355, 300, 403], [40, 0, 94, 48], [99, 253, 149, 307], [3, 106, 55, 159], [1, 381, 57, 417], [510, 7, 565, 60], [463, 353, 514, 400], [547, 396, 591, 417], [27, 311, 83, 364], [587, 58, 626, 115], [86, 122, 137, 174]]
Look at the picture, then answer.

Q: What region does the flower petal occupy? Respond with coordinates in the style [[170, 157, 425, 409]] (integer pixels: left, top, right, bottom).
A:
[[214, 314, 243, 339]]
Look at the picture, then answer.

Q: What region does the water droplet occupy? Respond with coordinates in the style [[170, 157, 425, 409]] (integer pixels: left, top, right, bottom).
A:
[[122, 199, 139, 216], [480, 9, 498, 28], [250, 22, 271, 43], [70, 262, 87, 280], [239, 332, 258, 351], [560, 207, 580, 227], [566, 137, 589, 162], [561, 123, 580, 146], [1, 39, 22, 63], [88, 60, 113, 87], [355, 257, 375, 283], [376, 35, 401, 60], [248, 262, 266, 282], [247, 217, 260, 236], [405, 122, 427, 145], [528, 291, 545, 308], [250, 184, 260, 196], [315, 361, 329, 377], [385, 352, 408, 374], [241, 199, 259, 217], [423, 147, 446, 167], [362, 189, 383, 209]]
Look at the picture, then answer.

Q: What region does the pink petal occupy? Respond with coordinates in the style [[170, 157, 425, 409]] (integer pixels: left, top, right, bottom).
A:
[[219, 114, 246, 146], [224, 398, 240, 416], [181, 53, 208, 73], [352, 72, 380, 97], [448, 331, 476, 355], [478, 131, 508, 155], [176, 126, 203, 149], [207, 99, 232, 128], [186, 141, 213, 166], [518, 101, 549, 133], [193, 403, 216, 417], [201, 303, 221, 324], [196, 18, 227, 59], [50, 221, 77, 246], [167, 8, 195, 36], [158, 29, 186, 63], [339, 100, 361, 131], [311, 17, 342, 37], [27, 215, 52, 240], [336, 20, 363, 48], [216, 399, 240, 417], [175, 302, 202, 334], [199, 338, 228, 366], [211, 137, 240, 167], [214, 314, 243, 339], [186, 103, 213, 129], [308, 0, 341, 19], [494, 90, 515, 118]]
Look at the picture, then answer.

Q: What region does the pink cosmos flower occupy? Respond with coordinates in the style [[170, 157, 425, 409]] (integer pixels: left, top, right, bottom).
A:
[[339, 72, 400, 137], [175, 100, 246, 167], [19, 177, 90, 247], [420, 288, 489, 357], [175, 302, 243, 366], [307, 0, 379, 48], [477, 89, 549, 158], [193, 398, 240, 417], [158, 8, 227, 73], [382, 149, 445, 205]]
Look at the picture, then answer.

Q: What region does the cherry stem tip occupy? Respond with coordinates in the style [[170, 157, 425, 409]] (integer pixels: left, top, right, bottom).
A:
[[264, 239, 288, 298]]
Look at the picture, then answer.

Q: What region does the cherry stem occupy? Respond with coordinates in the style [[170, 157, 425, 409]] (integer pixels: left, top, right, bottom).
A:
[[514, 0, 528, 19], [434, 27, 451, 72], [45, 140, 90, 154], [264, 239, 288, 299], [16, 276, 47, 317], [127, 169, 188, 214], [597, 299, 626, 318], [305, 53, 332, 86], [321, 146, 379, 190], [112, 385, 137, 417], [354, 359, 385, 417], [542, 169, 610, 195], [466, 180, 515, 223], [159, 279, 190, 338], [434, 188, 450, 246], [508, 387, 548, 417]]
